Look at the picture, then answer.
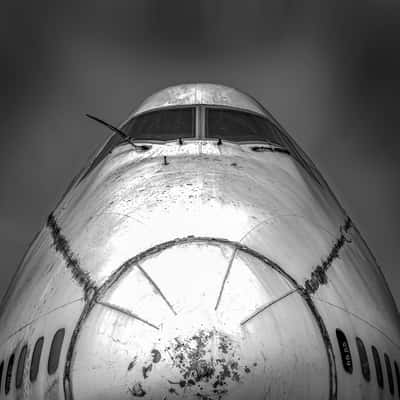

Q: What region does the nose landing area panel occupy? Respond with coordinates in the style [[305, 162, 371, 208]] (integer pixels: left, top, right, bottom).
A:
[[71, 241, 330, 400]]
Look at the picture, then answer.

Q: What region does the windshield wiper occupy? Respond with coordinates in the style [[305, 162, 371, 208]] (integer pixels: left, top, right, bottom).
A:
[[86, 114, 150, 151]]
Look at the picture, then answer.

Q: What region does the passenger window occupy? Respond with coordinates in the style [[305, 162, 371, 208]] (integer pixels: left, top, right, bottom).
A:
[[385, 354, 395, 395], [356, 337, 371, 381], [372, 346, 384, 388], [0, 360, 3, 392], [5, 354, 14, 394], [30, 337, 44, 382], [336, 329, 353, 373], [48, 329, 65, 375], [394, 361, 400, 398], [16, 345, 27, 389]]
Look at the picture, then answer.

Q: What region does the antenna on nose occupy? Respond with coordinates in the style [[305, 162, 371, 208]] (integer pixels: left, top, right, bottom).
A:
[[86, 114, 149, 151]]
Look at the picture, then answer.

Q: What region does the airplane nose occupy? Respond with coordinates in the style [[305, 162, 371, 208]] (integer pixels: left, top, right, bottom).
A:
[[69, 240, 331, 399]]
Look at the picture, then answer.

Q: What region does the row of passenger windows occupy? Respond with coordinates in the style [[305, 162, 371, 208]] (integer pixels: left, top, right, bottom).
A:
[[0, 328, 65, 395], [336, 329, 400, 397]]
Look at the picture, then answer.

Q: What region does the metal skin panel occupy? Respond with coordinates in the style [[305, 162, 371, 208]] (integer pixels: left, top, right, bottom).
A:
[[0, 229, 84, 342], [240, 216, 400, 344], [53, 141, 344, 288], [126, 84, 268, 119], [314, 227, 400, 349], [0, 301, 82, 400], [72, 245, 328, 400], [0, 84, 399, 400], [315, 300, 400, 400]]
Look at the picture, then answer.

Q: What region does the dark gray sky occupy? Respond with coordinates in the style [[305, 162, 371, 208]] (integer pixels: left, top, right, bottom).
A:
[[1, 1, 399, 307]]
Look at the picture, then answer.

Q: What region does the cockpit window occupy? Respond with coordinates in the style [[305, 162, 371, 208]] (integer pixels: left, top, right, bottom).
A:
[[205, 108, 285, 146], [123, 107, 195, 141]]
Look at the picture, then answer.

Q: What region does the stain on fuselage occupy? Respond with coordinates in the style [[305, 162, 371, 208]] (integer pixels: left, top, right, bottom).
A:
[[128, 328, 255, 399]]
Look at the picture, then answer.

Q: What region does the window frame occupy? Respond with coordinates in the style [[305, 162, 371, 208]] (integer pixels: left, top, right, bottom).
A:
[[0, 360, 3, 393], [372, 346, 384, 389], [121, 105, 197, 143], [121, 104, 289, 145], [356, 337, 371, 382], [15, 345, 27, 389], [83, 104, 326, 190], [30, 336, 44, 383], [384, 353, 395, 395], [336, 329, 353, 374], [204, 105, 288, 148], [5, 353, 15, 395], [394, 361, 400, 399], [203, 105, 325, 186], [48, 329, 65, 375]]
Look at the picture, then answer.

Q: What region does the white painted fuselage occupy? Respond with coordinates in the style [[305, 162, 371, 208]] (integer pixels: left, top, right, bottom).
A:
[[0, 84, 399, 400]]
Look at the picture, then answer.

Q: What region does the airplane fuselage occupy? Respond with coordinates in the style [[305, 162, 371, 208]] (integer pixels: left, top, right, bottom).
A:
[[0, 84, 399, 400]]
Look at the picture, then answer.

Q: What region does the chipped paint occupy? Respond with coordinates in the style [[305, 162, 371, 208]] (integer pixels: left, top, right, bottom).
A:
[[128, 356, 138, 371], [151, 349, 161, 363], [47, 213, 96, 298], [304, 217, 352, 294], [250, 145, 290, 155], [51, 226, 342, 400], [47, 180, 348, 400], [164, 329, 243, 397], [128, 328, 253, 399], [128, 382, 146, 397], [2, 84, 399, 400], [142, 363, 153, 378], [30, 217, 347, 400]]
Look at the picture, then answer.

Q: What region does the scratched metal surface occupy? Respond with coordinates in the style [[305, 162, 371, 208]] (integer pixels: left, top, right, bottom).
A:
[[0, 84, 399, 400], [52, 139, 399, 398], [314, 227, 400, 345], [0, 301, 83, 400], [126, 83, 268, 119], [72, 245, 329, 399], [53, 141, 344, 287], [0, 228, 84, 341], [316, 298, 399, 400]]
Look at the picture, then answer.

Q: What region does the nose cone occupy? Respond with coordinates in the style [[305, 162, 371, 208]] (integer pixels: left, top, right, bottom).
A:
[[70, 242, 330, 399], [123, 318, 256, 399]]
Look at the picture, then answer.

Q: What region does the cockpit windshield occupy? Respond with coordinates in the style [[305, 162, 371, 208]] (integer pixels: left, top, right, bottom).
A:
[[205, 108, 285, 146], [123, 107, 196, 141], [79, 106, 291, 184]]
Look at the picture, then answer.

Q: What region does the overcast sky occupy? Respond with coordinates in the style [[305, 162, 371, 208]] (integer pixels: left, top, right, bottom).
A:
[[0, 1, 399, 308]]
